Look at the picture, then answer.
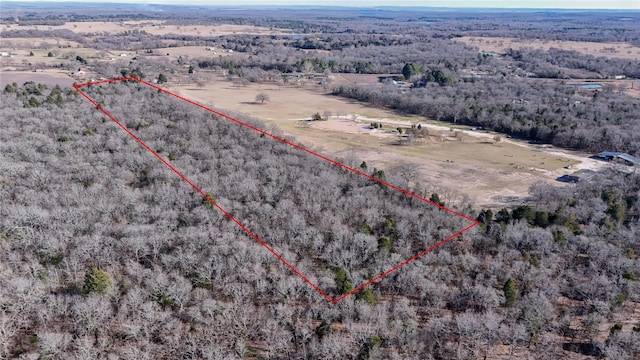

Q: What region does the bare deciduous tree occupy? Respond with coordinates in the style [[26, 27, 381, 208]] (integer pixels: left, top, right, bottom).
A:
[[255, 92, 270, 104]]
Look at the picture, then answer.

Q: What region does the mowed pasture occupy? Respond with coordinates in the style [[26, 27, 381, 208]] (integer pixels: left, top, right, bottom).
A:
[[169, 75, 586, 208], [0, 70, 76, 87], [143, 46, 235, 62], [0, 37, 84, 49], [456, 36, 640, 60], [2, 21, 290, 37], [0, 46, 107, 68]]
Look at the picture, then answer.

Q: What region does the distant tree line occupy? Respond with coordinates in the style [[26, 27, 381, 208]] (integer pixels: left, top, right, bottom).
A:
[[333, 78, 640, 154]]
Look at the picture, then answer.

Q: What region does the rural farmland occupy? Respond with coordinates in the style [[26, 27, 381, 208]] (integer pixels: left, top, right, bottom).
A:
[[1, 3, 639, 359]]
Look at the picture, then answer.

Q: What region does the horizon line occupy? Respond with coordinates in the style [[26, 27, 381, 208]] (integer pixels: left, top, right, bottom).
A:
[[1, 1, 639, 11]]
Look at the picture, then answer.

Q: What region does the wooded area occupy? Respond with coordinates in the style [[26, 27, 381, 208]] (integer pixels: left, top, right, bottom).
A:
[[2, 78, 639, 360], [1, 4, 639, 359]]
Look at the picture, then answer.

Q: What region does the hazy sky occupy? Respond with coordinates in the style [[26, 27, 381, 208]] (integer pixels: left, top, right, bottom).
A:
[[3, 0, 639, 9]]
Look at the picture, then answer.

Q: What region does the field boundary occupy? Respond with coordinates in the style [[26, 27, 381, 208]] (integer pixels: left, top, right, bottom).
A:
[[74, 77, 478, 303]]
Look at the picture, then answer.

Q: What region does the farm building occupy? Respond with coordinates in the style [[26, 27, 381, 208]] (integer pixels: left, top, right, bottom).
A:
[[557, 174, 582, 183], [593, 152, 640, 166], [557, 169, 596, 184], [378, 75, 404, 83]]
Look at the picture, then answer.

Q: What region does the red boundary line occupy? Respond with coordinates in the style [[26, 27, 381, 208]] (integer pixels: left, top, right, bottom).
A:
[[74, 77, 478, 303]]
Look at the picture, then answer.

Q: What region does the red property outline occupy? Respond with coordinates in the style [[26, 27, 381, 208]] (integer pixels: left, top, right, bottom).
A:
[[74, 77, 478, 303]]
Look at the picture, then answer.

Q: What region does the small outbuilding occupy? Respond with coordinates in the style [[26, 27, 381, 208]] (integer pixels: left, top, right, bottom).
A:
[[593, 152, 639, 166], [557, 174, 582, 183], [557, 169, 596, 184]]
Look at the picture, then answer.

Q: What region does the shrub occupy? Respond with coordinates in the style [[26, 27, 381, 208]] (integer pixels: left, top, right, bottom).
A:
[[333, 266, 353, 294], [503, 278, 517, 307], [534, 211, 549, 227], [152, 290, 175, 310], [356, 287, 376, 306], [361, 221, 372, 235], [429, 193, 444, 206], [610, 323, 623, 334], [188, 271, 213, 290], [512, 205, 535, 224], [202, 192, 215, 208], [83, 268, 111, 294], [315, 320, 332, 339], [552, 229, 566, 245], [39, 253, 63, 267], [622, 271, 636, 281], [377, 237, 390, 252], [25, 96, 41, 108], [372, 168, 385, 180], [383, 218, 397, 239], [359, 334, 381, 359]]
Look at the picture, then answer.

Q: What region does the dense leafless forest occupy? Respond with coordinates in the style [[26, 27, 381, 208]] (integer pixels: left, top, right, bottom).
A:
[[1, 3, 639, 359]]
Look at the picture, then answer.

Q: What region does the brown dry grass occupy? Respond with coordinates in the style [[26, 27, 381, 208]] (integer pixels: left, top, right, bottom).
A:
[[168, 75, 589, 208], [171, 76, 397, 120], [144, 46, 235, 62], [0, 37, 83, 49], [457, 36, 640, 60], [1, 21, 289, 37], [0, 47, 107, 69], [0, 69, 76, 87]]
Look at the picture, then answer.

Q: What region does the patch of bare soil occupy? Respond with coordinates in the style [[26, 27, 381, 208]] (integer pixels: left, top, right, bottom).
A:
[[457, 36, 640, 60]]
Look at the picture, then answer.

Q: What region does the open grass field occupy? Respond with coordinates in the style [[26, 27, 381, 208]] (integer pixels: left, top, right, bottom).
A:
[[2, 21, 290, 37], [142, 46, 235, 62], [0, 47, 107, 69], [0, 37, 84, 49], [0, 69, 76, 87], [171, 76, 398, 120], [456, 36, 640, 60], [168, 75, 600, 208]]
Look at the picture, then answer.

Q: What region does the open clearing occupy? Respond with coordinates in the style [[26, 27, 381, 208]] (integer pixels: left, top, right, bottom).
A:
[[0, 69, 76, 87], [0, 47, 106, 69], [456, 36, 640, 60], [138, 46, 235, 62], [2, 21, 290, 37], [0, 37, 84, 49], [171, 77, 397, 120], [169, 75, 607, 208]]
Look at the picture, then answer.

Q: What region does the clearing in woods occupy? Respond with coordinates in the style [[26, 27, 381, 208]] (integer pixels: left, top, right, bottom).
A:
[[169, 74, 604, 208], [2, 21, 289, 36], [456, 36, 640, 60]]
